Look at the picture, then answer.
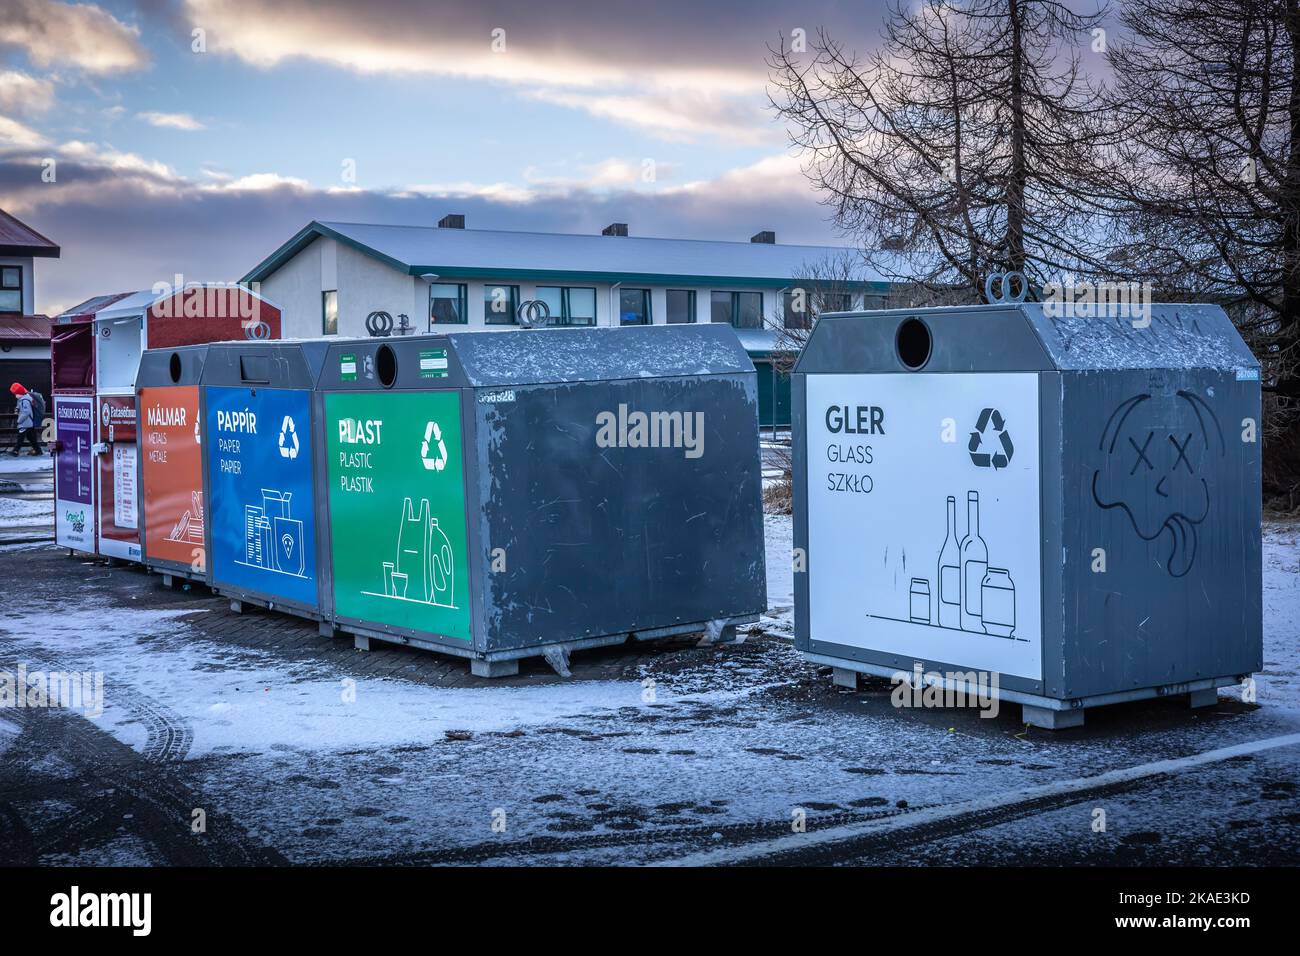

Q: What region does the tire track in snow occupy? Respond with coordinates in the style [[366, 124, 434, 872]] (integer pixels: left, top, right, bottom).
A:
[[655, 732, 1300, 866]]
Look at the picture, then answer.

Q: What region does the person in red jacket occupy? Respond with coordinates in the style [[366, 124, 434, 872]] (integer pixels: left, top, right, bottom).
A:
[[8, 382, 43, 456]]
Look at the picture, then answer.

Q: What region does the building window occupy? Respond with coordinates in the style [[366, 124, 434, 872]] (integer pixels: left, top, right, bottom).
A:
[[429, 283, 467, 327], [321, 290, 338, 336], [784, 290, 855, 329], [619, 288, 651, 325], [782, 291, 810, 330], [821, 293, 853, 313], [666, 289, 695, 324], [484, 284, 519, 325], [535, 286, 597, 326], [0, 266, 21, 314], [711, 291, 763, 329]]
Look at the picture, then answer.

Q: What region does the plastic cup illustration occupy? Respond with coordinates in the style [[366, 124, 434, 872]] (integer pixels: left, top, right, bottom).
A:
[[980, 567, 1016, 637], [382, 561, 395, 597], [391, 572, 408, 599]]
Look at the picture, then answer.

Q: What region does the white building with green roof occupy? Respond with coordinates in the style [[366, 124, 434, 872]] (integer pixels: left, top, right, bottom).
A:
[[241, 216, 888, 427]]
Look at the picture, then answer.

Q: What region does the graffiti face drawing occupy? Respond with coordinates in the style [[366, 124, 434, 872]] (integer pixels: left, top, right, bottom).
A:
[[1091, 390, 1224, 577]]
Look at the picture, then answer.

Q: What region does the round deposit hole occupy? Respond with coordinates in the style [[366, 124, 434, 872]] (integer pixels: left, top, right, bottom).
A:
[[169, 352, 182, 383], [376, 344, 398, 388], [896, 317, 932, 370]]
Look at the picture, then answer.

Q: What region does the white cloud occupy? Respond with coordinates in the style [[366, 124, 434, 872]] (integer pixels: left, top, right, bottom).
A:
[[0, 70, 55, 115], [0, 0, 147, 74], [205, 172, 311, 192], [527, 89, 776, 145], [137, 111, 206, 131], [0, 115, 48, 149], [180, 0, 784, 143]]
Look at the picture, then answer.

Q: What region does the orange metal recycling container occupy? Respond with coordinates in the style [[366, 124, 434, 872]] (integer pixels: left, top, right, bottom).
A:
[[139, 379, 206, 578]]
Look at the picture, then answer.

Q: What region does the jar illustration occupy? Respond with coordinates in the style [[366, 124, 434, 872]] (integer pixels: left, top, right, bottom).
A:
[[980, 567, 1016, 637], [909, 578, 931, 624]]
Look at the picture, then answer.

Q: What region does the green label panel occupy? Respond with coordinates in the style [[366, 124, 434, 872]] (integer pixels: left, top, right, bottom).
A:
[[419, 348, 448, 379], [325, 390, 471, 641]]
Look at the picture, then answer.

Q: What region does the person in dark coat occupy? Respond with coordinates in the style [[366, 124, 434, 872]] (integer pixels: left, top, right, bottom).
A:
[[8, 383, 43, 456]]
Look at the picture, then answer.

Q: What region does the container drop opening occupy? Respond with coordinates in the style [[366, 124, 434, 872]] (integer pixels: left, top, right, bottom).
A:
[[896, 317, 932, 370], [376, 344, 397, 388], [168, 352, 182, 383]]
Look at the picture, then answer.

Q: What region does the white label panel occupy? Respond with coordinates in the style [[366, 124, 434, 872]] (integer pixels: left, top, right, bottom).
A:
[[112, 444, 138, 530], [805, 372, 1043, 680]]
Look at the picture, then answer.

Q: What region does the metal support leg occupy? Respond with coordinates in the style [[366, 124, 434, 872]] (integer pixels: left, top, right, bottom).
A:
[[1188, 687, 1219, 709], [471, 658, 519, 679], [229, 599, 243, 614], [1022, 704, 1085, 730], [354, 635, 370, 652], [319, 621, 336, 638], [832, 667, 860, 690]]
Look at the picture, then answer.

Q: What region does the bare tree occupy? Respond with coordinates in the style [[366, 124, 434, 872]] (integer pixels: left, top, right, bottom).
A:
[[768, 0, 1114, 295], [767, 250, 874, 376], [1101, 0, 1300, 498]]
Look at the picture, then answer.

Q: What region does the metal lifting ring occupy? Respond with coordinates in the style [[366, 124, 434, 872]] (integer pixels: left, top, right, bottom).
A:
[[984, 271, 1028, 305], [517, 299, 551, 328], [365, 310, 395, 337]]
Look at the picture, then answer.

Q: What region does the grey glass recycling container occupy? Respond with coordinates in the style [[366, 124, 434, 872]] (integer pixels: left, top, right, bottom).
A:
[[316, 324, 766, 676], [199, 341, 332, 629], [136, 344, 212, 586], [793, 302, 1262, 728]]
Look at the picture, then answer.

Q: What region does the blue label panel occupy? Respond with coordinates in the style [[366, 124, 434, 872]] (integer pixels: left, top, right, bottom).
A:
[[206, 386, 318, 607]]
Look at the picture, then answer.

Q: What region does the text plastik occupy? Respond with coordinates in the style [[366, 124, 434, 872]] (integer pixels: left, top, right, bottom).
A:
[[825, 405, 886, 435]]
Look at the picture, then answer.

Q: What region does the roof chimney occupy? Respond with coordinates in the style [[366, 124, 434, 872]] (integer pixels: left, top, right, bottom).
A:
[[438, 214, 465, 229], [750, 230, 776, 244], [601, 222, 628, 237]]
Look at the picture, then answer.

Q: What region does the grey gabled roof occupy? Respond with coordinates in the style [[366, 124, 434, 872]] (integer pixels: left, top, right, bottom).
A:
[[242, 219, 887, 289]]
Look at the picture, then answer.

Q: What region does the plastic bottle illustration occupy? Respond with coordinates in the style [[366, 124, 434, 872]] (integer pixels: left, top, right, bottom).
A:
[[389, 497, 455, 608], [937, 495, 961, 628], [980, 567, 1016, 637], [960, 490, 988, 632], [429, 518, 453, 607]]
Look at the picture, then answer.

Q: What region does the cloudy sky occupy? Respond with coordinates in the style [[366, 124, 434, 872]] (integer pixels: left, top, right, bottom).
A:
[[0, 0, 896, 314]]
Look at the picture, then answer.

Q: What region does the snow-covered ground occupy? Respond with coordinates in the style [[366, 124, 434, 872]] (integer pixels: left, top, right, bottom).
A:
[[0, 494, 52, 527], [0, 514, 1295, 865], [0, 455, 52, 474]]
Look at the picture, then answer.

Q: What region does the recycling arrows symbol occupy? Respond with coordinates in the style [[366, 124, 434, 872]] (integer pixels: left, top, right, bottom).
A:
[[969, 407, 1014, 469], [421, 421, 447, 471], [278, 415, 300, 460]]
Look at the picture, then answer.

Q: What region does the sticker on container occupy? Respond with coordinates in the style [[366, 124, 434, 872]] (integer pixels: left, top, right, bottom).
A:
[[140, 385, 205, 569], [206, 386, 318, 606], [419, 348, 448, 379], [325, 390, 471, 641], [54, 396, 95, 551], [1235, 367, 1260, 381], [804, 372, 1043, 681], [340, 353, 357, 382]]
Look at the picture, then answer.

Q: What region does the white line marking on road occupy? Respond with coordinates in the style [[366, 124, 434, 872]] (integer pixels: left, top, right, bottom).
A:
[[656, 731, 1300, 867]]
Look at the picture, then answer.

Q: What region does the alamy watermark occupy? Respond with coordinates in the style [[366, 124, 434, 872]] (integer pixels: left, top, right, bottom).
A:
[[148, 274, 266, 324], [595, 404, 705, 459], [0, 665, 104, 717], [891, 663, 1000, 718], [1041, 279, 1154, 328]]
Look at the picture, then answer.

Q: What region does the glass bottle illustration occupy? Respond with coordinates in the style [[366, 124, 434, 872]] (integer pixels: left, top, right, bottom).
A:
[[980, 567, 1016, 637], [937, 495, 961, 628], [960, 490, 987, 632]]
